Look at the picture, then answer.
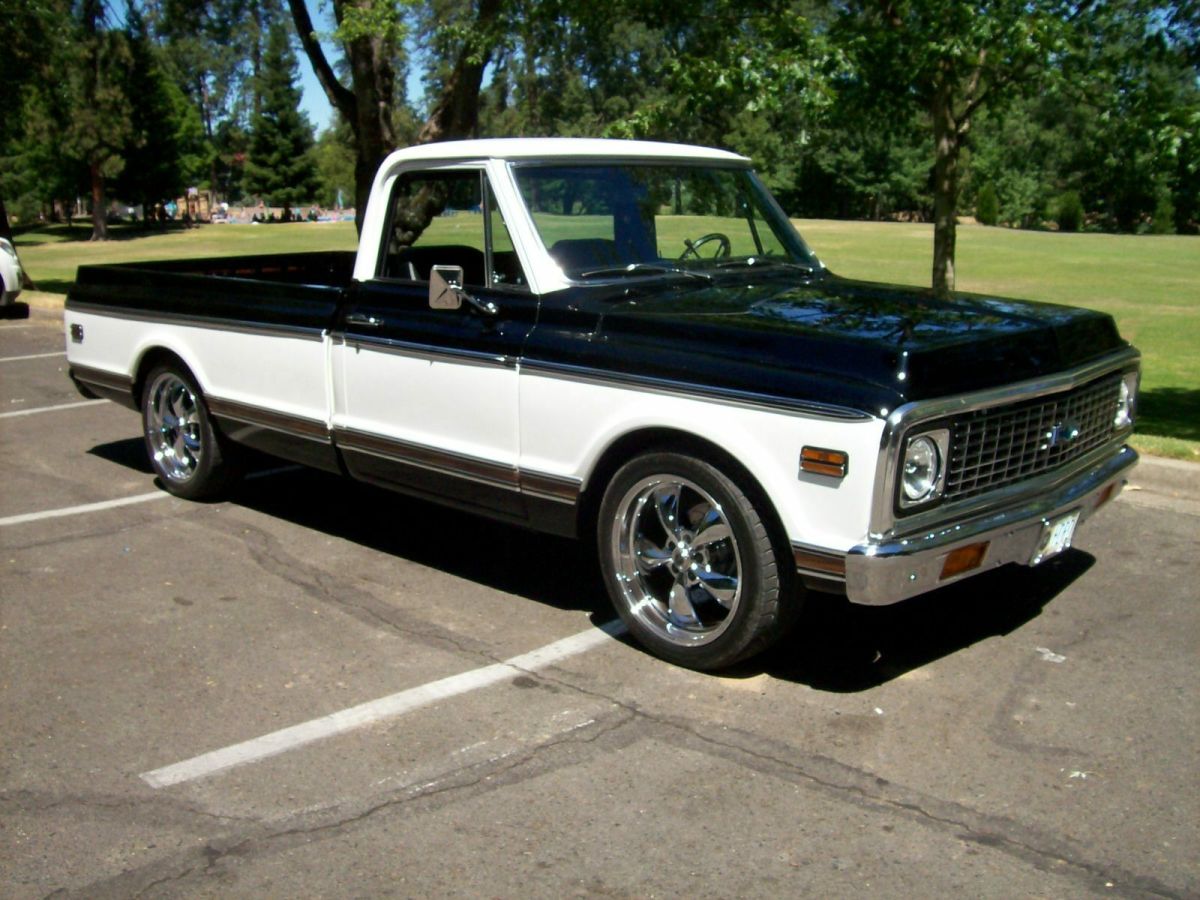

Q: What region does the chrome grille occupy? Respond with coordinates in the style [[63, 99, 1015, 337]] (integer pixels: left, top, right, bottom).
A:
[[943, 374, 1122, 501]]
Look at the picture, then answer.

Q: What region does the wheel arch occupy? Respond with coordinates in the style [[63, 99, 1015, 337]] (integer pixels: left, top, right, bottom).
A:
[[576, 426, 792, 570], [132, 346, 202, 406]]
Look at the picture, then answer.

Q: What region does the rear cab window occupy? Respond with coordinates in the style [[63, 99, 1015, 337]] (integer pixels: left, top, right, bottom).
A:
[[378, 169, 528, 290]]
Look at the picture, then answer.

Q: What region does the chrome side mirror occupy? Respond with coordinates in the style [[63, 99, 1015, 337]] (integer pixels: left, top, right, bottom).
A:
[[429, 265, 464, 310], [429, 264, 499, 316]]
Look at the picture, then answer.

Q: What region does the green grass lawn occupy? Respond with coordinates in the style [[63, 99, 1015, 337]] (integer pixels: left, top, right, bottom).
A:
[[15, 218, 1198, 459], [15, 221, 359, 294], [795, 220, 1199, 460]]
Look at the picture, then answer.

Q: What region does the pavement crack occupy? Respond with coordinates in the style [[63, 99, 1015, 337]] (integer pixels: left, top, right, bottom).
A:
[[63, 712, 637, 898], [129, 866, 198, 900], [0, 788, 258, 827], [506, 673, 1185, 899], [249, 708, 636, 844], [217, 517, 498, 660]]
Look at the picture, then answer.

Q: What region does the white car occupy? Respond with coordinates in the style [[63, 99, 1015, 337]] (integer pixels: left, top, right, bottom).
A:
[[1, 238, 24, 306]]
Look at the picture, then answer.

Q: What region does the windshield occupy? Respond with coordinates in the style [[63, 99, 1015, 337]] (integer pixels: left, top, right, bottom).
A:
[[512, 163, 820, 279]]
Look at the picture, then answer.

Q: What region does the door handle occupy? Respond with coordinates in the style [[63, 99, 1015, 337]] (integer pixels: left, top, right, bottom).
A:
[[345, 312, 383, 328]]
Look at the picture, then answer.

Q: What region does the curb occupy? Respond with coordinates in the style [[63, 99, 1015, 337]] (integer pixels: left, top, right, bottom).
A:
[[22, 291, 66, 313], [1127, 455, 1200, 502]]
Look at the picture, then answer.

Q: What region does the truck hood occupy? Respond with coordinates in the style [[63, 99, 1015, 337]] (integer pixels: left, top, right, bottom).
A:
[[536, 272, 1128, 415]]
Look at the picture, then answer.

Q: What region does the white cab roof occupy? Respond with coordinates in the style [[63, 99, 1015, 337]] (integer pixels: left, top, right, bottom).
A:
[[380, 138, 749, 168]]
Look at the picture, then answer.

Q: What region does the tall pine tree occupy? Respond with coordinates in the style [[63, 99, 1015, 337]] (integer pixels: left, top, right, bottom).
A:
[[115, 6, 209, 220], [244, 21, 318, 209]]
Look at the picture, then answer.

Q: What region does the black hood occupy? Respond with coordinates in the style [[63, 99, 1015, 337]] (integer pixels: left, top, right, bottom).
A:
[[529, 271, 1128, 415]]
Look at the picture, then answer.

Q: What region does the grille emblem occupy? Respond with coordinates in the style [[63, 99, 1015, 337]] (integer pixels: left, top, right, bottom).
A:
[[1046, 421, 1080, 449]]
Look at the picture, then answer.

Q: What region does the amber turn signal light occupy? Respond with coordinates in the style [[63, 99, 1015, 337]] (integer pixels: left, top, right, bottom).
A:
[[940, 542, 989, 580], [800, 446, 848, 478]]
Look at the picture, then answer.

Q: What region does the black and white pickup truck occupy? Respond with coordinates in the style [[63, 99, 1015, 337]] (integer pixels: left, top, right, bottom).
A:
[[65, 138, 1139, 669]]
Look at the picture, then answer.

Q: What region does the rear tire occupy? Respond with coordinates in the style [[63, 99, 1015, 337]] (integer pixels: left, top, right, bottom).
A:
[[597, 452, 797, 670], [142, 364, 242, 501]]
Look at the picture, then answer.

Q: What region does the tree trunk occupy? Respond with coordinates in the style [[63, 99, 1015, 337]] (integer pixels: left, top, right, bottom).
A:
[[89, 162, 108, 241], [415, 0, 503, 144], [290, 0, 501, 235], [346, 30, 397, 233], [290, 0, 388, 235], [930, 79, 958, 300]]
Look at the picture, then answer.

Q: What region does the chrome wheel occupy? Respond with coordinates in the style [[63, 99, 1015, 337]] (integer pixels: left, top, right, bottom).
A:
[[610, 475, 742, 647], [145, 371, 203, 483]]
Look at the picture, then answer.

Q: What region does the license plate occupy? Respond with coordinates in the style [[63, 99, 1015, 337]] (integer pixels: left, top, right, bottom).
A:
[[1030, 511, 1080, 565]]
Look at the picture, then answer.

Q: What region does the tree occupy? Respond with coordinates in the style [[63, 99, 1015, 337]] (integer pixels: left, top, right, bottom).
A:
[[313, 116, 357, 208], [0, 0, 56, 240], [151, 0, 263, 204], [838, 1, 1078, 297], [115, 7, 209, 218], [244, 21, 319, 208], [1061, 3, 1200, 233], [46, 0, 138, 240], [289, 0, 504, 232], [797, 67, 930, 221]]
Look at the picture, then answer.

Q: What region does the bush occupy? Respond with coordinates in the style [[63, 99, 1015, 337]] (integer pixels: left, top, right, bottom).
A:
[[1151, 193, 1176, 235], [1056, 190, 1084, 233], [975, 183, 999, 226]]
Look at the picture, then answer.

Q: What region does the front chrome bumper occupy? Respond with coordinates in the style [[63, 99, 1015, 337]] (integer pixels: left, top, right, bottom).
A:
[[842, 445, 1138, 606]]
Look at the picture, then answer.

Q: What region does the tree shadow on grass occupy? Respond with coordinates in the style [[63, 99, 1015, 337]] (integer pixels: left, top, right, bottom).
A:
[[25, 280, 73, 296], [15, 222, 205, 247], [1135, 387, 1200, 442]]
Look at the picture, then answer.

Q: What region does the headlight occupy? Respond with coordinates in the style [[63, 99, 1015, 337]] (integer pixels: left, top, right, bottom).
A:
[[1114, 372, 1138, 429], [899, 429, 949, 507], [903, 436, 939, 501]]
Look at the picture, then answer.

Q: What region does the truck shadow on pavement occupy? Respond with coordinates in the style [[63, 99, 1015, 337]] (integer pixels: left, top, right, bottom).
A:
[[753, 551, 1094, 691], [247, 453, 612, 615], [89, 439, 605, 613], [90, 437, 1094, 691]]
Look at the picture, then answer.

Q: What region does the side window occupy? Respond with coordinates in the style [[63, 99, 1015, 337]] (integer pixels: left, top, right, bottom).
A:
[[379, 170, 527, 290], [486, 183, 527, 288]]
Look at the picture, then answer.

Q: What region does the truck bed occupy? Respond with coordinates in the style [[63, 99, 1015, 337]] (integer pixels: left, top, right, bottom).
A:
[[68, 252, 356, 332]]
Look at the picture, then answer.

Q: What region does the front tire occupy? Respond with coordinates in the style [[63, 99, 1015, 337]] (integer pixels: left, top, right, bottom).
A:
[[597, 452, 797, 670], [142, 364, 241, 500]]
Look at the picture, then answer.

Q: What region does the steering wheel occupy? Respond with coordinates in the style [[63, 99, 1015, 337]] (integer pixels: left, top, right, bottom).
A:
[[680, 232, 732, 260]]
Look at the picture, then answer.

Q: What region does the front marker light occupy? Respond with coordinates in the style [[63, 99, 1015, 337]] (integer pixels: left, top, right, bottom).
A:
[[1114, 372, 1138, 429]]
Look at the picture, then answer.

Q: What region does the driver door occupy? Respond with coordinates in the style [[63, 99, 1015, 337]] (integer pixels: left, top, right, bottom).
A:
[[330, 167, 538, 518]]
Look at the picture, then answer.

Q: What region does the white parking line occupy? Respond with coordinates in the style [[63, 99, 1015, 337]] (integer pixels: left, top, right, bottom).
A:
[[141, 619, 628, 789], [0, 490, 168, 527], [0, 466, 300, 527], [0, 399, 107, 419], [0, 351, 66, 362]]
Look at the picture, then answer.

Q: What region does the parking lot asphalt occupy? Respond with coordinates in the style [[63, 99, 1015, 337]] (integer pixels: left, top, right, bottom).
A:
[[2, 308, 1198, 899]]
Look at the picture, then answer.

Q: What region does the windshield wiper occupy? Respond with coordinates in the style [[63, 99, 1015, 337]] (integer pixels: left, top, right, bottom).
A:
[[713, 257, 817, 275], [577, 263, 713, 282]]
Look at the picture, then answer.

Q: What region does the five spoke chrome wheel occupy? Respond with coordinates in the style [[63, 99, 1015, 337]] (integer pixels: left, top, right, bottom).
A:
[[610, 474, 742, 647], [145, 371, 203, 483]]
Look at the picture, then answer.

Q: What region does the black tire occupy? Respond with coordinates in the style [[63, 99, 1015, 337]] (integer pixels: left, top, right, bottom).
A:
[[141, 363, 242, 501], [597, 451, 797, 670]]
